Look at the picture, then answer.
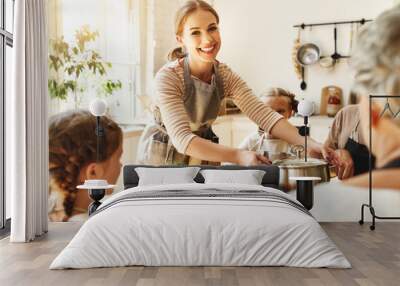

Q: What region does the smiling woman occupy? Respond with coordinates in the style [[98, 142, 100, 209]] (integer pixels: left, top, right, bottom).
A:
[[137, 0, 322, 166]]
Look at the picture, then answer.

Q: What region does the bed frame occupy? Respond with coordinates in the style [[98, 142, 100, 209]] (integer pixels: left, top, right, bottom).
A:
[[122, 164, 281, 190]]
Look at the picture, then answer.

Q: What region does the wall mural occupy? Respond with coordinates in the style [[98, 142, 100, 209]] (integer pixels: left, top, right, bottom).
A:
[[47, 0, 398, 223]]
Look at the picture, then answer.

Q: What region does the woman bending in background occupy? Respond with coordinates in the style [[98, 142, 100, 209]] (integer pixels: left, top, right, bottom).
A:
[[311, 5, 400, 221], [48, 110, 123, 222]]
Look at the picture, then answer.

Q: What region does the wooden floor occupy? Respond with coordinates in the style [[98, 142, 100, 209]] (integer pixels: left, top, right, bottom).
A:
[[1, 222, 400, 286]]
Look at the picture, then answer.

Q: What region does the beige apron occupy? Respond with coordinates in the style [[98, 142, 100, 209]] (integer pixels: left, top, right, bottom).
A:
[[137, 57, 224, 165]]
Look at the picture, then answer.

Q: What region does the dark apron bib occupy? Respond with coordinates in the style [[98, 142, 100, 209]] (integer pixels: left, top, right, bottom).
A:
[[344, 137, 376, 175], [343, 119, 376, 175]]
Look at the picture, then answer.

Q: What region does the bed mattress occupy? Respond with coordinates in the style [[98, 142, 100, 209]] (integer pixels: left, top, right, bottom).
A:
[[50, 183, 350, 269]]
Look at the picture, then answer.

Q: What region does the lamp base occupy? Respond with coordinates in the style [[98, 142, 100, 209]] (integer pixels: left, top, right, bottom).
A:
[[290, 176, 321, 210], [296, 181, 314, 210], [88, 188, 106, 215]]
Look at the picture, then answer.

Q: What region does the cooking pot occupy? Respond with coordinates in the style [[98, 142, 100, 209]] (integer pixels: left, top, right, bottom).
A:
[[273, 158, 335, 191]]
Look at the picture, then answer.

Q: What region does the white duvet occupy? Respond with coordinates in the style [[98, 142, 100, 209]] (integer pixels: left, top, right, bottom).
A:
[[50, 183, 350, 269]]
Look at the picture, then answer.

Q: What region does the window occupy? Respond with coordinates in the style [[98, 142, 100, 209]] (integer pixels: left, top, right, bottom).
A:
[[1, 0, 14, 234], [48, 0, 144, 124]]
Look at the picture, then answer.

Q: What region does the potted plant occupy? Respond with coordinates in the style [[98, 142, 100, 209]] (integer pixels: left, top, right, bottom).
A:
[[48, 25, 122, 109]]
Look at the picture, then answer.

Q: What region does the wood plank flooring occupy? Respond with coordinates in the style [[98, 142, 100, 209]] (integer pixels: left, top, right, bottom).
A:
[[1, 222, 400, 286]]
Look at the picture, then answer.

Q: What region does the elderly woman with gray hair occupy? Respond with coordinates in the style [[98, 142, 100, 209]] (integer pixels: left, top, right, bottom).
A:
[[305, 5, 400, 221]]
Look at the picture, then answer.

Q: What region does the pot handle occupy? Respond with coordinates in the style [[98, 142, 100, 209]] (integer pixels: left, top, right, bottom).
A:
[[290, 145, 305, 159], [328, 164, 338, 179]]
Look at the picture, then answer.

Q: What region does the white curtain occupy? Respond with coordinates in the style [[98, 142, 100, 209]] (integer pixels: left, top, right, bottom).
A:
[[9, 0, 49, 242]]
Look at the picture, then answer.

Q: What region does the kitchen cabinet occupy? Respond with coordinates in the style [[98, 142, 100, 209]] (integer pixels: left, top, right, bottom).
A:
[[212, 114, 257, 147]]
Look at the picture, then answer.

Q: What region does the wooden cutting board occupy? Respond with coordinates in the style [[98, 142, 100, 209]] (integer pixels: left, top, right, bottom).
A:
[[320, 85, 343, 115], [320, 86, 334, 115], [320, 87, 329, 115]]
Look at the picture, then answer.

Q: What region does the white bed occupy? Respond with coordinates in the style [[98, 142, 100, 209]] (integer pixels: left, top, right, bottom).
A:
[[50, 183, 350, 269]]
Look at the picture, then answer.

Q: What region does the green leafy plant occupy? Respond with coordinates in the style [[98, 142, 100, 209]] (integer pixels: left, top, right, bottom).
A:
[[48, 25, 122, 108]]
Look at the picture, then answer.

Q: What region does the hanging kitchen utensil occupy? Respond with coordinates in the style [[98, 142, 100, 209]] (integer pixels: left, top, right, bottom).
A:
[[331, 26, 340, 64], [296, 43, 320, 65], [292, 28, 303, 80], [330, 26, 350, 65], [296, 43, 320, 90], [349, 23, 354, 55], [300, 67, 307, 90], [346, 23, 355, 66], [319, 56, 335, 68]]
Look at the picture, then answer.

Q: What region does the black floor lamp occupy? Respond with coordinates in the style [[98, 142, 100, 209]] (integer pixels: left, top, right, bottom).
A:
[[290, 100, 321, 210], [77, 99, 115, 215]]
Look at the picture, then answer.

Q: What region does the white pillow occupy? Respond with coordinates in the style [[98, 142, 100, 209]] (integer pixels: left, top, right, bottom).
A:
[[200, 169, 266, 185], [135, 167, 201, 186]]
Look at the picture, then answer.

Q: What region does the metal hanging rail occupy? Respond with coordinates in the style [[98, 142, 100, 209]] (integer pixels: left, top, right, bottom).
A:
[[293, 18, 372, 29], [359, 95, 400, 231], [292, 18, 372, 90]]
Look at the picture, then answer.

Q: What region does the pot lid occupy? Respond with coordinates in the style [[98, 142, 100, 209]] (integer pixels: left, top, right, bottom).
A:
[[273, 158, 327, 168]]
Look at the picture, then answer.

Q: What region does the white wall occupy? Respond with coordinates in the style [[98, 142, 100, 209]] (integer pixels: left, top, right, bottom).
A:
[[213, 0, 393, 112], [152, 0, 180, 73]]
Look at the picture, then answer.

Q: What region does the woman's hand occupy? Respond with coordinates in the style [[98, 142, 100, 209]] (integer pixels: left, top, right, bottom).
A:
[[236, 150, 271, 166], [322, 146, 354, 180], [307, 139, 324, 159], [315, 142, 356, 179], [186, 137, 273, 165], [321, 145, 336, 162], [331, 149, 355, 180]]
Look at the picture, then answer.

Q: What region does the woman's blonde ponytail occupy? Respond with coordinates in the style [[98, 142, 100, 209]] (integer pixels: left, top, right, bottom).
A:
[[168, 46, 186, 61]]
